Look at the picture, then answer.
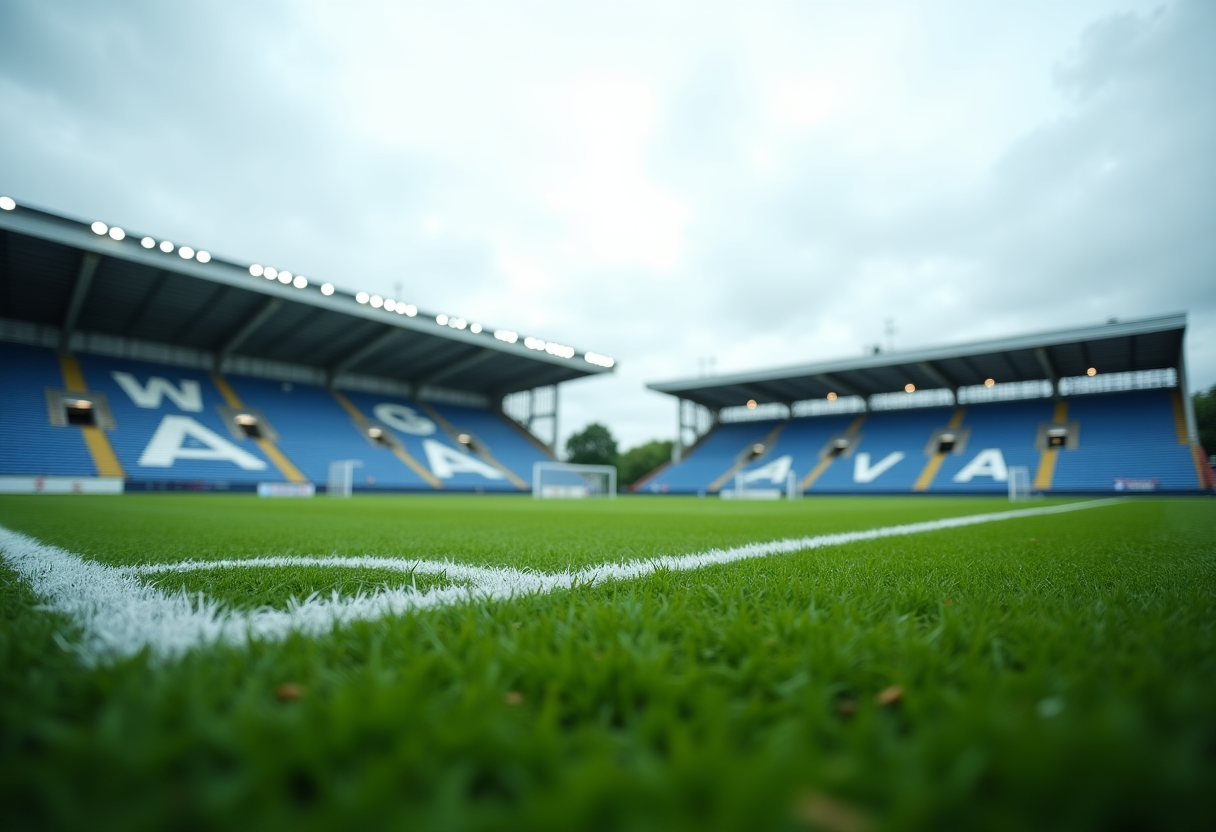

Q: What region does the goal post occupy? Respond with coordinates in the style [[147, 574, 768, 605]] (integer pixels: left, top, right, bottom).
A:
[[533, 462, 617, 499], [1007, 466, 1031, 501]]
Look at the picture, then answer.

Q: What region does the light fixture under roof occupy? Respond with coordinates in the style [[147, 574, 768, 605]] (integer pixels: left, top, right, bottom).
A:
[[196, 251, 211, 263], [905, 383, 916, 393], [277, 270, 292, 284], [293, 275, 308, 289], [141, 237, 156, 249], [264, 267, 278, 280], [356, 292, 370, 304], [108, 227, 125, 241], [584, 352, 614, 368], [159, 240, 174, 253], [984, 378, 995, 387], [383, 299, 397, 312], [495, 329, 518, 344], [747, 399, 757, 409], [370, 295, 383, 308], [436, 313, 449, 325], [1087, 367, 1097, 376], [249, 264, 264, 277], [321, 283, 335, 296], [401, 303, 417, 317], [470, 322, 482, 334], [0, 196, 15, 211], [179, 246, 195, 259], [91, 221, 108, 235], [826, 392, 837, 401]]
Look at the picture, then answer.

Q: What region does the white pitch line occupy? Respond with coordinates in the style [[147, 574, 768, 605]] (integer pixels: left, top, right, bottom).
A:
[[0, 499, 1122, 663]]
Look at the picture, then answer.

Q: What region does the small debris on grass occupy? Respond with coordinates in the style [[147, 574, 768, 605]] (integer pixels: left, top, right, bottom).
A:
[[875, 685, 903, 707], [943, 598, 952, 606], [504, 690, 525, 705], [795, 791, 873, 832], [836, 698, 857, 718], [276, 683, 305, 702]]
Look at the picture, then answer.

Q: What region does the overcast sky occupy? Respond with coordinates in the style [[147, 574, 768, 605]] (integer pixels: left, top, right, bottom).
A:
[[2, 0, 1213, 450]]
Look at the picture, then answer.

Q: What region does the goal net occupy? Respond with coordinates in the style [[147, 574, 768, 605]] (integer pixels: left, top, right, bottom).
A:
[[327, 459, 362, 498], [1007, 466, 1031, 501], [533, 462, 616, 499]]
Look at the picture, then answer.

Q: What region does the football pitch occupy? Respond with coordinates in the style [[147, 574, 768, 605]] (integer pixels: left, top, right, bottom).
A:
[[1, 495, 1214, 831]]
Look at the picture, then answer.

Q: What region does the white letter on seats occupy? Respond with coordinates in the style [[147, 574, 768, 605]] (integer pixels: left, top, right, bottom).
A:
[[112, 372, 203, 411], [422, 439, 504, 480], [741, 455, 792, 485], [138, 415, 267, 469], [952, 448, 1008, 482], [373, 403, 436, 436], [853, 451, 904, 483]]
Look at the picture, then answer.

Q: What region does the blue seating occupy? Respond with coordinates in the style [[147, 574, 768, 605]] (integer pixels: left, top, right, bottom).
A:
[[0, 342, 96, 476]]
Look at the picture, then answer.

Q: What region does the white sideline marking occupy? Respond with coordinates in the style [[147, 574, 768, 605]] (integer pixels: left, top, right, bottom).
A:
[[0, 499, 1122, 663]]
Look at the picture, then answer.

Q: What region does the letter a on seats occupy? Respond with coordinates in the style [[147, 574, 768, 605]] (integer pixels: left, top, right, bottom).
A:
[[742, 455, 793, 485], [112, 372, 204, 411], [853, 451, 904, 484], [952, 448, 1008, 482], [423, 439, 504, 480], [138, 415, 267, 469]]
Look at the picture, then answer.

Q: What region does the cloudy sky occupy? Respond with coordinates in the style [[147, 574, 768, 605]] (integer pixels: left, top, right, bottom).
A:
[[2, 0, 1213, 450]]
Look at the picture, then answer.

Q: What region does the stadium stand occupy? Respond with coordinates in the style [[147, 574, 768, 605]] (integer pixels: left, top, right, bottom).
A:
[[644, 315, 1211, 495], [0, 200, 614, 493]]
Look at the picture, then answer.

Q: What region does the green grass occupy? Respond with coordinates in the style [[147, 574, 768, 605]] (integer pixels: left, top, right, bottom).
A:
[[1, 494, 1215, 831]]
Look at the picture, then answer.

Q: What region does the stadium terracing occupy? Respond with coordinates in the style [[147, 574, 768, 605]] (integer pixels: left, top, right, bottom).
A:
[[0, 195, 1211, 496]]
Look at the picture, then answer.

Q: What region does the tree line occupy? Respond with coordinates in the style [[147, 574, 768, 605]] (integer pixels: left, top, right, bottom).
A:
[[563, 423, 672, 489]]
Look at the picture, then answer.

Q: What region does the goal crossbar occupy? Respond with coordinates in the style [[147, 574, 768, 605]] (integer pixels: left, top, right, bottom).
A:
[[533, 462, 617, 499]]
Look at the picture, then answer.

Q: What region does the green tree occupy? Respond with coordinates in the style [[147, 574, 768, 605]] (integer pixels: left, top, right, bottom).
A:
[[564, 423, 618, 466], [1194, 385, 1216, 452], [617, 440, 674, 487]]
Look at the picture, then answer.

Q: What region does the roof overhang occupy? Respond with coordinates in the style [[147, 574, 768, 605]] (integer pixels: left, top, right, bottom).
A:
[[0, 200, 615, 397], [648, 314, 1187, 410]]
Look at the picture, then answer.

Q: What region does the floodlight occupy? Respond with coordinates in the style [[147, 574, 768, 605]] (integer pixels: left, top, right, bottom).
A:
[[452, 318, 467, 330], [470, 323, 482, 334], [234, 413, 258, 426], [396, 305, 407, 315], [0, 196, 15, 210], [524, 336, 545, 351], [752, 443, 765, 454], [159, 240, 174, 253], [384, 299, 397, 312], [368, 427, 383, 438], [584, 352, 615, 368], [91, 221, 108, 235], [293, 275, 307, 289], [370, 295, 383, 308], [436, 314, 449, 325], [403, 304, 417, 317], [457, 433, 472, 445], [69, 399, 94, 409], [249, 264, 264, 276], [356, 292, 370, 304], [905, 383, 916, 393], [179, 246, 195, 259], [278, 270, 292, 284], [826, 392, 837, 401], [1087, 367, 1097, 376], [196, 251, 211, 263], [495, 329, 518, 344], [321, 283, 335, 296], [264, 267, 278, 279], [142, 237, 156, 249], [984, 378, 995, 387], [108, 227, 126, 241], [746, 399, 757, 409]]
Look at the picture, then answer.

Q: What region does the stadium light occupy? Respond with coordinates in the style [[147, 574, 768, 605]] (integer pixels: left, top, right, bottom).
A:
[[470, 323, 482, 334], [356, 292, 370, 304], [451, 318, 467, 330], [249, 264, 264, 277], [436, 314, 449, 325], [264, 267, 278, 279], [293, 275, 308, 289], [108, 227, 126, 241], [277, 270, 292, 284], [747, 399, 757, 409], [91, 221, 108, 235], [584, 352, 614, 368], [0, 196, 15, 211], [196, 251, 211, 263], [905, 383, 916, 393], [402, 303, 417, 317], [321, 283, 335, 296], [179, 246, 195, 259], [985, 378, 995, 387], [141, 237, 156, 249], [1087, 367, 1097, 376], [384, 299, 397, 312], [370, 295, 383, 308], [159, 240, 174, 253], [495, 329, 518, 344], [826, 392, 837, 401]]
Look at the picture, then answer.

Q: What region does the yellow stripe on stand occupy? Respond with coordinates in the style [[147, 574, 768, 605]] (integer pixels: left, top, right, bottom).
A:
[[58, 354, 124, 477], [1032, 399, 1069, 491], [210, 373, 308, 483], [912, 408, 966, 492], [416, 401, 528, 490], [800, 413, 867, 492], [1169, 390, 1190, 445], [330, 390, 443, 489]]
